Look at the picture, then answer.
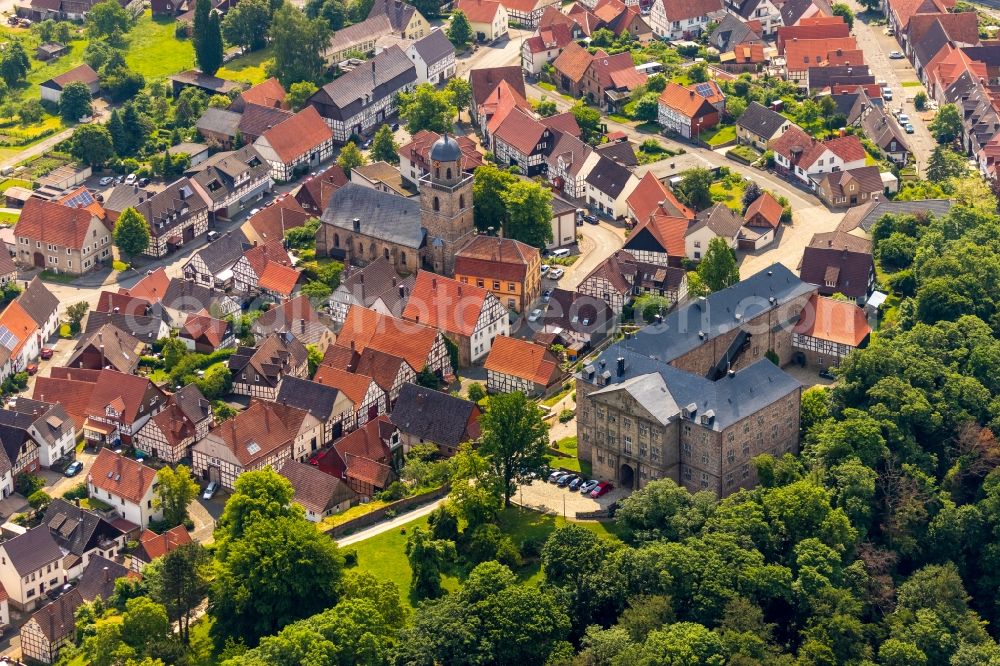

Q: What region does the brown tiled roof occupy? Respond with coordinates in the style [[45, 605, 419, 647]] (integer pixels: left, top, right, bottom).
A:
[[70, 323, 144, 372], [817, 165, 882, 198], [244, 197, 311, 244], [89, 449, 158, 504], [769, 125, 824, 168], [321, 345, 412, 394], [243, 239, 292, 277], [524, 23, 575, 54], [337, 306, 441, 372], [589, 51, 645, 91], [454, 235, 539, 284], [238, 103, 294, 141], [122, 268, 171, 304], [278, 459, 356, 514], [47, 63, 98, 89], [136, 525, 192, 562], [48, 368, 164, 428], [799, 243, 874, 299], [540, 111, 581, 138], [181, 313, 230, 348], [494, 107, 549, 156], [743, 191, 783, 229], [552, 41, 593, 83], [343, 452, 393, 488], [146, 399, 197, 447], [211, 399, 305, 466], [237, 78, 287, 109], [626, 214, 688, 257], [313, 365, 376, 404], [295, 165, 348, 214], [657, 0, 722, 22], [484, 335, 561, 385], [252, 295, 327, 343], [398, 130, 484, 173], [582, 250, 634, 296], [470, 66, 526, 108], [403, 271, 492, 338], [793, 294, 871, 346], [824, 135, 866, 162], [256, 106, 332, 164], [15, 197, 100, 250], [229, 332, 309, 384], [334, 415, 394, 482], [808, 230, 872, 253]]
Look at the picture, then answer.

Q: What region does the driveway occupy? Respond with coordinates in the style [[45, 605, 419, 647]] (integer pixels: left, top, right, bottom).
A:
[[737, 203, 844, 278], [559, 219, 627, 290], [513, 478, 627, 518], [189, 491, 225, 544]]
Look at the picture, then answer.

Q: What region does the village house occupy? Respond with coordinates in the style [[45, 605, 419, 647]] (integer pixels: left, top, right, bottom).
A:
[[739, 191, 783, 250], [188, 146, 272, 220], [478, 78, 534, 148], [546, 129, 599, 199], [129, 525, 192, 572], [278, 459, 357, 522], [390, 382, 481, 456], [585, 155, 640, 220], [782, 36, 859, 84], [0, 527, 63, 612], [770, 127, 867, 186], [0, 408, 39, 478], [799, 230, 876, 304], [312, 365, 388, 433], [253, 295, 336, 352], [402, 272, 510, 365], [87, 449, 160, 527], [577, 249, 687, 314], [582, 50, 647, 111], [253, 106, 334, 182], [649, 0, 722, 40], [133, 384, 213, 463], [407, 29, 456, 85], [179, 314, 234, 353], [622, 213, 689, 268], [276, 376, 356, 445], [105, 178, 209, 258], [326, 416, 399, 497], [658, 82, 721, 140], [181, 230, 250, 290], [328, 257, 414, 324], [8, 397, 75, 468], [539, 288, 615, 352], [725, 0, 781, 35], [295, 164, 349, 215], [779, 0, 834, 28], [792, 293, 871, 369], [319, 345, 417, 408], [686, 204, 743, 260], [491, 107, 555, 176], [456, 0, 510, 42], [626, 171, 695, 225], [231, 239, 298, 297], [497, 0, 559, 27], [228, 332, 310, 400], [521, 22, 574, 74], [196, 107, 242, 148], [814, 165, 884, 208], [42, 499, 127, 579], [33, 368, 167, 447], [709, 13, 762, 51], [552, 41, 594, 98], [159, 278, 241, 328], [39, 64, 99, 103], [861, 106, 911, 165], [470, 66, 527, 127], [66, 323, 144, 374], [309, 46, 417, 143], [240, 197, 311, 247], [454, 235, 542, 313], [191, 399, 315, 489], [337, 305, 454, 376], [735, 101, 793, 150], [484, 335, 564, 395], [352, 161, 414, 197], [14, 197, 112, 274]]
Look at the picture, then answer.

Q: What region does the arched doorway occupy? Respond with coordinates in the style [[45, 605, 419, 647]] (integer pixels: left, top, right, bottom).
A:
[[619, 463, 635, 490], [33, 252, 44, 268]]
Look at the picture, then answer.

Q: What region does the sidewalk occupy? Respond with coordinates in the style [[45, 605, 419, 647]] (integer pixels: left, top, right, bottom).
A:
[[335, 498, 445, 547]]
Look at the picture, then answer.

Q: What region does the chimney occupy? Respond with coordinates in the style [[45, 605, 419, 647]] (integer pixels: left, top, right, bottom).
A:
[[398, 284, 405, 298], [350, 339, 355, 351], [353, 217, 361, 232], [616, 356, 625, 377], [300, 318, 305, 333], [431, 277, 437, 289]]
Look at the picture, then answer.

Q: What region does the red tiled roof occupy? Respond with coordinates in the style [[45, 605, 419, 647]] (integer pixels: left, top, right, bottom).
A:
[[588, 51, 643, 90], [89, 449, 158, 505], [398, 130, 484, 173], [15, 198, 101, 250], [552, 41, 594, 83], [211, 399, 304, 466], [257, 106, 332, 164], [824, 135, 866, 162], [137, 525, 192, 561], [524, 23, 575, 54], [484, 335, 560, 385], [727, 43, 766, 63], [243, 239, 292, 277], [0, 301, 37, 360], [48, 63, 98, 89], [402, 271, 492, 338], [777, 21, 849, 53], [56, 186, 106, 220], [793, 294, 871, 347], [824, 48, 866, 66], [540, 111, 581, 138], [629, 214, 688, 256], [889, 0, 951, 31], [492, 107, 548, 156], [627, 171, 695, 223], [258, 261, 301, 296], [181, 313, 230, 348], [657, 0, 722, 22], [243, 197, 310, 244], [337, 306, 441, 373], [784, 37, 858, 71], [121, 268, 170, 304], [483, 79, 533, 136], [312, 365, 376, 404], [97, 291, 151, 315], [238, 77, 287, 109], [455, 0, 503, 22], [658, 81, 715, 118], [744, 191, 783, 229]]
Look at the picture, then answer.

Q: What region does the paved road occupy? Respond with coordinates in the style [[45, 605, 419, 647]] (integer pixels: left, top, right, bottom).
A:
[[455, 29, 532, 77], [848, 3, 935, 176], [335, 498, 445, 547], [557, 219, 626, 290], [0, 128, 74, 171]]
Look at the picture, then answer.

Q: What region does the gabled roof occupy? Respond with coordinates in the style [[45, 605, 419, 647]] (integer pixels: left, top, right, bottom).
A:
[[794, 294, 870, 346], [736, 101, 790, 139], [42, 63, 98, 90], [658, 81, 717, 118], [43, 498, 124, 557], [545, 129, 593, 177], [585, 155, 635, 199], [390, 382, 481, 447], [838, 198, 953, 233], [89, 449, 158, 504], [780, 0, 832, 26], [455, 0, 503, 22], [656, 0, 722, 22], [320, 183, 424, 250], [321, 345, 413, 394], [0, 300, 38, 361], [162, 278, 236, 318], [181, 313, 231, 349], [122, 267, 171, 304], [276, 377, 346, 422], [624, 213, 688, 256], [485, 335, 561, 385], [470, 66, 526, 108], [861, 106, 910, 154], [552, 41, 593, 83], [690, 203, 744, 238], [493, 107, 549, 156], [135, 525, 193, 564], [295, 164, 349, 214], [203, 399, 304, 467], [12, 397, 73, 448], [710, 13, 762, 52], [252, 295, 328, 345], [337, 306, 442, 372], [70, 323, 143, 373], [311, 46, 417, 122], [312, 365, 377, 404], [888, 0, 951, 31], [368, 0, 419, 29], [627, 171, 695, 223], [588, 51, 645, 91], [255, 106, 332, 164], [540, 111, 581, 138], [229, 332, 309, 386], [235, 77, 287, 110], [815, 165, 883, 197], [15, 197, 102, 250], [743, 191, 783, 229], [524, 22, 575, 54], [335, 256, 413, 314], [258, 261, 301, 296], [483, 79, 534, 136], [402, 271, 494, 337], [278, 459, 356, 515], [776, 20, 849, 52], [197, 107, 242, 138], [412, 29, 454, 66], [454, 235, 540, 283], [241, 239, 293, 279], [783, 36, 858, 71], [186, 230, 250, 276]]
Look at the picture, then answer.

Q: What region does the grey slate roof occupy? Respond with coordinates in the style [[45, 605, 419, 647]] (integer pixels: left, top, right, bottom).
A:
[[412, 29, 454, 66], [29, 556, 131, 642], [690, 203, 743, 238], [321, 183, 425, 249], [309, 46, 417, 123], [586, 351, 800, 431], [368, 0, 418, 29], [2, 525, 63, 575], [622, 262, 815, 363], [84, 310, 165, 342], [710, 13, 760, 51], [105, 178, 208, 241], [189, 229, 251, 275], [278, 459, 356, 515], [595, 141, 638, 167], [585, 155, 633, 198], [390, 382, 479, 448], [173, 384, 212, 425], [736, 102, 789, 139], [12, 398, 73, 448], [189, 147, 270, 206], [196, 107, 242, 138], [276, 377, 343, 422], [18, 278, 59, 329], [43, 498, 124, 557], [162, 279, 235, 317]]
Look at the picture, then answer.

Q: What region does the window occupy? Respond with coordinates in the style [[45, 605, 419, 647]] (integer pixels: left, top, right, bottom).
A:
[[493, 281, 500, 290], [433, 197, 439, 211], [507, 282, 515, 291], [742, 441, 750, 457], [476, 279, 484, 288], [624, 436, 632, 453], [701, 472, 709, 488], [727, 448, 735, 463], [742, 464, 750, 479], [682, 441, 691, 455]]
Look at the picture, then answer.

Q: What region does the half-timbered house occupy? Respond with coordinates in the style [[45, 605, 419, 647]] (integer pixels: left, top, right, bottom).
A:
[[484, 335, 563, 395], [319, 344, 416, 407], [312, 365, 387, 431], [336, 305, 453, 377], [276, 376, 356, 446], [228, 332, 309, 400], [134, 384, 212, 463]]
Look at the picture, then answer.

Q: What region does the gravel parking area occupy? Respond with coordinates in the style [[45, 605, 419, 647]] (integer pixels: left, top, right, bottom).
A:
[[513, 477, 629, 518]]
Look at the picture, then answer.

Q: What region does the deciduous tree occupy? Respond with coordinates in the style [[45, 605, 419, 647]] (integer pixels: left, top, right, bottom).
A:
[[337, 140, 366, 171], [269, 4, 329, 87], [448, 10, 472, 47], [146, 543, 211, 643], [154, 465, 199, 528], [70, 124, 115, 166], [478, 391, 549, 507], [697, 236, 740, 291], [370, 123, 399, 164], [929, 103, 963, 144], [406, 526, 455, 599], [59, 81, 93, 122], [398, 83, 456, 134], [285, 80, 318, 111], [222, 0, 271, 51], [0, 41, 29, 86], [113, 207, 151, 260]]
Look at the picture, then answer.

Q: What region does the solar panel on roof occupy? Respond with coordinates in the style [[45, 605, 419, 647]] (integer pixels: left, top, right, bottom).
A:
[[62, 189, 95, 209], [694, 83, 714, 98], [0, 326, 18, 351]]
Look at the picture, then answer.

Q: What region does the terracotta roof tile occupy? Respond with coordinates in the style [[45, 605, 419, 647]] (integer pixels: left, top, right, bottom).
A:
[[824, 135, 866, 162], [258, 261, 301, 296], [776, 20, 849, 53], [454, 235, 539, 284], [627, 171, 695, 223], [313, 365, 376, 404], [237, 77, 287, 109], [208, 399, 307, 466], [181, 313, 230, 349], [793, 294, 871, 346], [256, 106, 332, 164], [137, 525, 192, 562], [553, 41, 594, 83], [658, 81, 716, 118], [337, 306, 441, 372], [403, 271, 492, 338], [744, 191, 783, 229], [89, 449, 158, 505], [15, 197, 102, 250], [484, 335, 561, 385], [243, 197, 310, 244], [455, 0, 503, 22], [657, 0, 722, 22], [0, 301, 38, 359], [524, 23, 575, 54], [122, 268, 171, 304], [627, 213, 688, 256]]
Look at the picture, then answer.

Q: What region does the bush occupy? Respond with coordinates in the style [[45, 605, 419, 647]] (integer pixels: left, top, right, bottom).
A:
[[558, 409, 575, 423], [343, 548, 358, 566], [63, 482, 89, 501], [914, 92, 928, 111], [16, 474, 45, 497], [520, 536, 544, 558], [467, 382, 487, 403], [377, 481, 409, 502]]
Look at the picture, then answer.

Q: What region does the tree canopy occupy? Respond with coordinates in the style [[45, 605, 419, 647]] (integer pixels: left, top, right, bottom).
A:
[[113, 207, 151, 259]]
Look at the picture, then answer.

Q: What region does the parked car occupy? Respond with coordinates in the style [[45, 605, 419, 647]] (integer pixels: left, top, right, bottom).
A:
[[548, 267, 565, 280], [540, 264, 550, 275], [889, 51, 904, 59], [579, 479, 599, 494], [113, 175, 124, 185], [557, 474, 578, 488], [542, 289, 552, 302], [391, 122, 400, 131], [202, 481, 218, 500], [528, 308, 543, 322], [568, 477, 585, 491], [138, 177, 150, 187], [897, 113, 910, 124], [904, 123, 914, 134], [548, 469, 565, 483], [98, 176, 114, 186], [26, 363, 38, 375], [64, 461, 84, 477], [207, 230, 220, 242], [249, 208, 261, 217], [124, 173, 137, 185], [584, 214, 599, 224], [39, 348, 54, 360], [881, 87, 893, 101], [590, 481, 613, 498]]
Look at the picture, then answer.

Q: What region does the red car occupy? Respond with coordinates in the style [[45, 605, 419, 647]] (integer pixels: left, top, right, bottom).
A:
[[26, 363, 38, 375], [39, 348, 54, 360], [590, 481, 613, 498]]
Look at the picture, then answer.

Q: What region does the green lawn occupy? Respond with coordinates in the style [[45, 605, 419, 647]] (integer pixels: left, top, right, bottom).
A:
[[0, 177, 31, 192], [217, 47, 273, 85], [126, 12, 195, 80], [350, 507, 623, 608], [709, 179, 746, 212], [537, 81, 556, 91], [900, 81, 923, 87], [0, 212, 18, 225], [702, 124, 736, 147]]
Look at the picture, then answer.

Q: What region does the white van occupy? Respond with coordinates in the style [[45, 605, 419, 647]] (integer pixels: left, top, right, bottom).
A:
[[551, 248, 571, 258]]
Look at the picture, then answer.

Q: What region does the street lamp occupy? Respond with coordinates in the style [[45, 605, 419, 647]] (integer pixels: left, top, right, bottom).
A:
[[697, 117, 703, 143]]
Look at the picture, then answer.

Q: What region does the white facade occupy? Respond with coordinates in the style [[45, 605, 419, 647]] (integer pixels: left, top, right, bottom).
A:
[[469, 293, 510, 363], [407, 39, 456, 85], [88, 477, 161, 528], [685, 224, 737, 261], [468, 3, 509, 41], [775, 148, 867, 186], [0, 536, 62, 611], [649, 0, 714, 40], [31, 422, 76, 469], [548, 151, 599, 199], [586, 174, 640, 220], [253, 135, 335, 183]]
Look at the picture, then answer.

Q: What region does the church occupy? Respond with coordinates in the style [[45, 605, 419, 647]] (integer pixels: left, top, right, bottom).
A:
[[317, 134, 476, 276]]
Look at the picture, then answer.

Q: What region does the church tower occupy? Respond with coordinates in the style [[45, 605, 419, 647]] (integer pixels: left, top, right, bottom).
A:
[[420, 133, 475, 276]]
